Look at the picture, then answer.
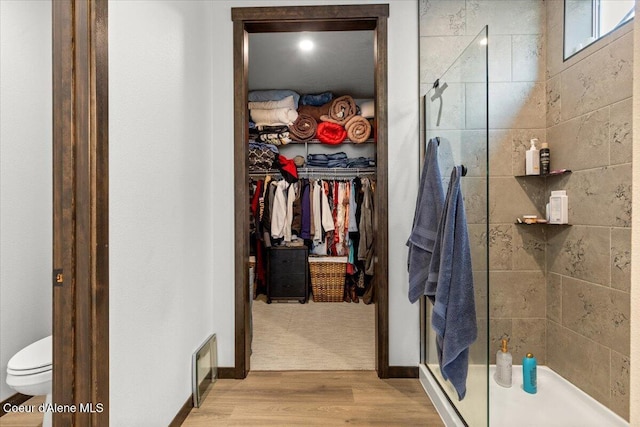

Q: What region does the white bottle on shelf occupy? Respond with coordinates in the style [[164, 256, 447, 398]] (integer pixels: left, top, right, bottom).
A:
[[525, 139, 540, 175], [494, 338, 512, 388], [549, 190, 568, 224]]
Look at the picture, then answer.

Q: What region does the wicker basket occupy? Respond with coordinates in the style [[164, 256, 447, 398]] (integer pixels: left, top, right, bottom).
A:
[[308, 257, 347, 302]]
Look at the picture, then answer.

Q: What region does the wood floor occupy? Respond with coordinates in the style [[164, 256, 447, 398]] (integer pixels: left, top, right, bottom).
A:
[[0, 395, 45, 426], [182, 371, 444, 426]]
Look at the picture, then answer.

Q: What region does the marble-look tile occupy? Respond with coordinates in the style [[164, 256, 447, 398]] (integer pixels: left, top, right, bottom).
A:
[[561, 277, 630, 355], [473, 270, 489, 318], [489, 82, 546, 129], [512, 225, 545, 270], [610, 351, 630, 421], [547, 273, 562, 323], [428, 130, 488, 179], [511, 319, 546, 364], [466, 0, 544, 36], [546, 74, 562, 127], [488, 224, 513, 270], [546, 107, 609, 172], [547, 320, 611, 406], [465, 83, 488, 130], [512, 35, 545, 82], [545, 0, 564, 78], [488, 35, 512, 83], [419, 0, 466, 37], [611, 228, 631, 293], [547, 226, 611, 286], [468, 223, 488, 271], [419, 36, 475, 88], [490, 271, 545, 318], [470, 317, 489, 365], [490, 177, 545, 223], [462, 177, 487, 224], [560, 33, 633, 121], [550, 165, 632, 227], [489, 130, 514, 177], [489, 319, 512, 365], [509, 129, 547, 176], [609, 98, 633, 166]]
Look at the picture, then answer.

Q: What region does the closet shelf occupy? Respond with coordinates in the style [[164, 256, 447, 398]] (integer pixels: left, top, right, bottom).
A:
[[249, 167, 376, 179], [250, 138, 375, 145]]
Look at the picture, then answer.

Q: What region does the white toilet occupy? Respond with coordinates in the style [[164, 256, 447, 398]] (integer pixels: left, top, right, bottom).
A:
[[6, 335, 52, 427]]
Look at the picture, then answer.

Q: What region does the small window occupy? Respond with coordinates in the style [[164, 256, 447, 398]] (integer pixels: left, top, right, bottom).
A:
[[564, 0, 634, 60]]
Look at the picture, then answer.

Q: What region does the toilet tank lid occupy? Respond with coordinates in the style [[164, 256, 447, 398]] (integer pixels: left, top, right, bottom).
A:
[[8, 335, 52, 371]]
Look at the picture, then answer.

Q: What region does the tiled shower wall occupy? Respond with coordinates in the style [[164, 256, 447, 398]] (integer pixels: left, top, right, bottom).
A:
[[544, 0, 632, 419], [419, 0, 632, 420], [419, 0, 548, 366]]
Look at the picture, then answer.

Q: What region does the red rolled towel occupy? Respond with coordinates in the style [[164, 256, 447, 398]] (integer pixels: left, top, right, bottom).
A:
[[316, 122, 347, 145]]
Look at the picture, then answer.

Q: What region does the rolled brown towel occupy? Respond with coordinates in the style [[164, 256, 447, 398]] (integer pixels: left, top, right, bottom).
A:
[[298, 101, 332, 122], [320, 95, 357, 125], [345, 115, 372, 143], [288, 113, 317, 142]]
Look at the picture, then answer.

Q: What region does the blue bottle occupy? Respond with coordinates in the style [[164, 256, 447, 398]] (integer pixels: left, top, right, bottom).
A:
[[522, 353, 537, 394]]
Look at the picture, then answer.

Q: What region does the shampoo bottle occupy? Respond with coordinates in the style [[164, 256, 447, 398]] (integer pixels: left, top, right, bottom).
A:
[[494, 339, 512, 388], [540, 142, 551, 175], [525, 139, 540, 175], [523, 353, 537, 394]]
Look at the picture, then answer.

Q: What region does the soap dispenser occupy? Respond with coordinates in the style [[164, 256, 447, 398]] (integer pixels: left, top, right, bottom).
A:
[[494, 339, 512, 388], [526, 139, 540, 175]]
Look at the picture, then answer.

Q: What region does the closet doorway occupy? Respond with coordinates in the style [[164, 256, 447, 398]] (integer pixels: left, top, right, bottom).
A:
[[232, 5, 390, 379]]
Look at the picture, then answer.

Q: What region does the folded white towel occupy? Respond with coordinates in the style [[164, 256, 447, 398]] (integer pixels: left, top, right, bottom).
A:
[[357, 99, 375, 119], [250, 108, 299, 126], [248, 95, 296, 111]]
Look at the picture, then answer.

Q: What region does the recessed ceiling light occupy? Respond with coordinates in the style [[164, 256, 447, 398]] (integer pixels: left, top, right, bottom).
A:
[[299, 39, 314, 51]]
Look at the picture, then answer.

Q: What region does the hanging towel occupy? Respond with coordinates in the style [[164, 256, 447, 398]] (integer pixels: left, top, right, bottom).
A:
[[427, 165, 477, 401], [407, 138, 445, 303]]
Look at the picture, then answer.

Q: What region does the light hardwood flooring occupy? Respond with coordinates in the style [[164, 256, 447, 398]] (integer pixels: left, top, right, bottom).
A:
[[183, 371, 444, 426], [0, 395, 45, 426]]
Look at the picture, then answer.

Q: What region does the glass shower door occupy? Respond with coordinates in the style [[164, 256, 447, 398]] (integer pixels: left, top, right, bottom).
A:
[[421, 26, 489, 427]]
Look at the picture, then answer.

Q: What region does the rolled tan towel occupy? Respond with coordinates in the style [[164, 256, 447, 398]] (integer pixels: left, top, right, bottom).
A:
[[250, 108, 298, 126], [248, 95, 295, 111], [345, 115, 372, 143], [320, 95, 356, 125], [288, 114, 317, 142], [298, 101, 331, 122]]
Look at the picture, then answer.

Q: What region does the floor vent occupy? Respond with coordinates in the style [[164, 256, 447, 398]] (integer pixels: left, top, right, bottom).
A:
[[192, 334, 217, 407]]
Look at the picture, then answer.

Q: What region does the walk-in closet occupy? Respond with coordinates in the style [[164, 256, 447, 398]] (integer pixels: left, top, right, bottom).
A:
[[232, 5, 390, 377]]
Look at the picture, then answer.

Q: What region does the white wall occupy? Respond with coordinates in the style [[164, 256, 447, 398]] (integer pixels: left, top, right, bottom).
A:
[[109, 1, 215, 425], [210, 0, 420, 368], [0, 0, 52, 401]]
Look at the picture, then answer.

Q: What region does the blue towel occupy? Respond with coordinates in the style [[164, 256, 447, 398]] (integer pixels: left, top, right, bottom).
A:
[[427, 165, 477, 400], [407, 138, 445, 303]]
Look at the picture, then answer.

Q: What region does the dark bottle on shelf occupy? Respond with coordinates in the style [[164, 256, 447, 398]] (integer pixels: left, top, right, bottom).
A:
[[540, 142, 550, 175]]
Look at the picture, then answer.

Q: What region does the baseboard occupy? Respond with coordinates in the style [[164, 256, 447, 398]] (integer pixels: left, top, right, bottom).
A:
[[387, 366, 419, 378], [217, 367, 236, 379], [168, 395, 193, 427], [0, 393, 31, 417]]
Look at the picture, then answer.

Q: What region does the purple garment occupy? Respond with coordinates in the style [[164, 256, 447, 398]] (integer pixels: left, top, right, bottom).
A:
[[300, 180, 311, 239]]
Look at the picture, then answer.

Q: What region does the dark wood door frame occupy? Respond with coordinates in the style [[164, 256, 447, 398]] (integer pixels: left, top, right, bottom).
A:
[[231, 4, 390, 379], [52, 0, 109, 424]]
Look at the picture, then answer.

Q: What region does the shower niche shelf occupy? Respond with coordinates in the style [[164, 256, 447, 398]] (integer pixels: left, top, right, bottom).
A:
[[514, 169, 572, 178]]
